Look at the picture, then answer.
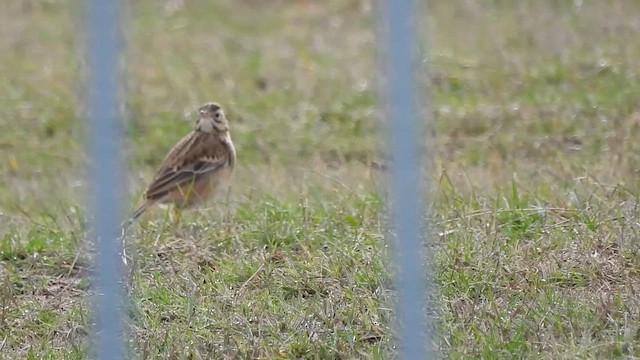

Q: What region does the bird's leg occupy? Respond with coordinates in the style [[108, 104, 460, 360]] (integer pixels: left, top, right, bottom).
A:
[[172, 181, 197, 230], [168, 204, 182, 229]]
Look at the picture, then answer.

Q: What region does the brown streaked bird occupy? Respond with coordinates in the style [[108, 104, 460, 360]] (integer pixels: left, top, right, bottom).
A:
[[123, 102, 236, 228]]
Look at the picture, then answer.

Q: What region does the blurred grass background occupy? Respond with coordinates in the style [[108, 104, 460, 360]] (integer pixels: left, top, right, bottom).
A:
[[2, 0, 640, 358]]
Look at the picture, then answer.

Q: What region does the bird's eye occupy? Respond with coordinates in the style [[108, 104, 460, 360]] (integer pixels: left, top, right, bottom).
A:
[[214, 112, 221, 120]]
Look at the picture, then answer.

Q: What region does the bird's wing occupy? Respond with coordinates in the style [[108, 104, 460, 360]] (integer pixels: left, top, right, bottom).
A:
[[144, 132, 228, 201]]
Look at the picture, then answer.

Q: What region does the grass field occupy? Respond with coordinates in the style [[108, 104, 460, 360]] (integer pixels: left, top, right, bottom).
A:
[[2, 0, 640, 358]]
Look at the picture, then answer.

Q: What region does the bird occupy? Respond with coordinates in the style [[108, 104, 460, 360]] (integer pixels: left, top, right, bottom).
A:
[[122, 102, 236, 229]]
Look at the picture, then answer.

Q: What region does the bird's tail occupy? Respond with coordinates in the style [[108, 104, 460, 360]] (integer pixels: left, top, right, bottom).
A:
[[121, 203, 148, 231]]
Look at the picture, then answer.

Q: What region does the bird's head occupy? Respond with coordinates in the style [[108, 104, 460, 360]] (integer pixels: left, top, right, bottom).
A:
[[195, 102, 228, 133]]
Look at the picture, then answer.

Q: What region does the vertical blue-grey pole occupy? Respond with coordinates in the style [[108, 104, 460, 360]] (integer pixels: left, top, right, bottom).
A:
[[85, 0, 125, 359], [381, 0, 429, 358]]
